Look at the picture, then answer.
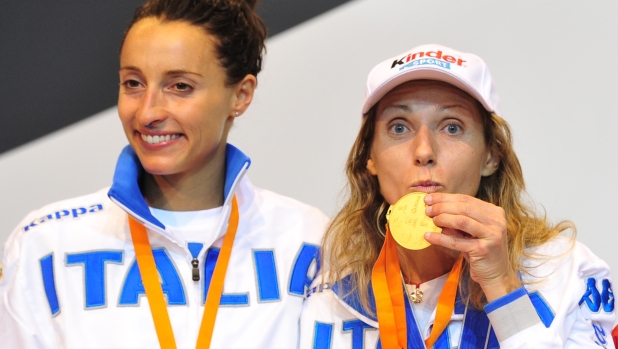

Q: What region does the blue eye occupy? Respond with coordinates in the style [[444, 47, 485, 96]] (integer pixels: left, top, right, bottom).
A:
[[390, 124, 409, 134], [444, 124, 461, 135]]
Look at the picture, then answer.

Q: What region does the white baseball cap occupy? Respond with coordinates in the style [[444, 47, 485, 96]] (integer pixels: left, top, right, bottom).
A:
[[362, 44, 501, 116]]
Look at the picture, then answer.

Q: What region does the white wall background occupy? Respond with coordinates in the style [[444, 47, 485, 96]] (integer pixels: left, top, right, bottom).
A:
[[2, 0, 617, 295]]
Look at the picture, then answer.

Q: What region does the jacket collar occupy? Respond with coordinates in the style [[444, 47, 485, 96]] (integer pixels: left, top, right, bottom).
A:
[[332, 274, 469, 332], [107, 144, 251, 230]]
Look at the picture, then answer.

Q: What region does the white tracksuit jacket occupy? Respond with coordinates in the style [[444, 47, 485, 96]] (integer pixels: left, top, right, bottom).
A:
[[0, 144, 329, 349], [300, 237, 616, 348]]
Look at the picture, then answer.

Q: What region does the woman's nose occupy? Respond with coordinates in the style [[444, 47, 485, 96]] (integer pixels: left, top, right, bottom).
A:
[[136, 88, 167, 128], [412, 126, 436, 166]]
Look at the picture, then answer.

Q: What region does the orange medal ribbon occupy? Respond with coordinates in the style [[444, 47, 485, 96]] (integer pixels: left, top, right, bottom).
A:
[[129, 196, 240, 349], [425, 253, 463, 348], [372, 226, 464, 349], [372, 226, 408, 349]]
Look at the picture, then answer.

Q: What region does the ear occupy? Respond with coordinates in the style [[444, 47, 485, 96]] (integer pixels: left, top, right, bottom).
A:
[[481, 150, 500, 177], [367, 158, 378, 176], [231, 74, 257, 117]]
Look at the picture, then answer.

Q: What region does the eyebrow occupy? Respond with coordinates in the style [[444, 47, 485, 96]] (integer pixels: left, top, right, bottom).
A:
[[119, 66, 203, 77], [383, 104, 412, 113], [437, 103, 471, 112], [166, 69, 203, 77]]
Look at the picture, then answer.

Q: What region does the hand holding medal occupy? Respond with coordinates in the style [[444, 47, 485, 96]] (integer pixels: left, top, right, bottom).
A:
[[422, 192, 521, 303]]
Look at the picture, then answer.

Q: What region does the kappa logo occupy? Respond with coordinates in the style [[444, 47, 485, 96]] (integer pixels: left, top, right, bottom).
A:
[[391, 50, 466, 70], [579, 277, 615, 313], [23, 204, 104, 232]]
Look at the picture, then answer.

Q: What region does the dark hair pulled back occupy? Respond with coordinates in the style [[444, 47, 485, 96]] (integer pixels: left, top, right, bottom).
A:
[[123, 0, 267, 86]]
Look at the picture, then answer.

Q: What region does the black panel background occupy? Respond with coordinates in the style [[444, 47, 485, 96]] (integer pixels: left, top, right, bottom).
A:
[[0, 0, 350, 155]]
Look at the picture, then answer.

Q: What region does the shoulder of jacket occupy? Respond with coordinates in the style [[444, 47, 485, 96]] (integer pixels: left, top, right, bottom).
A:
[[2, 187, 115, 268], [522, 236, 611, 286], [525, 236, 605, 265], [6, 187, 113, 245]]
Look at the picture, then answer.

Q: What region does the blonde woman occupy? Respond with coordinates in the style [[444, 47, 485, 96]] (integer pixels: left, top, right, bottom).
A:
[[300, 44, 615, 348]]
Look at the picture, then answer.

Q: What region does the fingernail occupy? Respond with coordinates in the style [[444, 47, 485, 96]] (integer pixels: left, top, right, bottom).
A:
[[424, 194, 432, 204], [424, 232, 431, 239], [425, 205, 432, 215]]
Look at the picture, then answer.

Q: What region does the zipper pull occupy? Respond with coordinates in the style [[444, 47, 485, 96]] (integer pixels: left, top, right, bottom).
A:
[[191, 258, 200, 281], [187, 242, 204, 282]]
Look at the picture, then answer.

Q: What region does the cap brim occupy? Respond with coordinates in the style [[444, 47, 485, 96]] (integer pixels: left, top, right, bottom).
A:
[[362, 67, 494, 115]]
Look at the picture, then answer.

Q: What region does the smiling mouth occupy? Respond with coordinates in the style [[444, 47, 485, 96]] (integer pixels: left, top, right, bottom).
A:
[[140, 133, 181, 145]]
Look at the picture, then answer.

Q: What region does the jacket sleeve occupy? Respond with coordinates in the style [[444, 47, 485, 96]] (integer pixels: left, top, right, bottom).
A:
[[0, 227, 57, 349], [484, 240, 616, 348]]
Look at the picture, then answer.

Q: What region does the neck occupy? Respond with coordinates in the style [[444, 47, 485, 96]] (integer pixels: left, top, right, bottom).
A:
[[397, 245, 459, 284], [142, 146, 227, 211]]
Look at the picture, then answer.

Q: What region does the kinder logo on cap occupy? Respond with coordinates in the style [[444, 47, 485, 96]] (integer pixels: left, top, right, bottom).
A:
[[391, 50, 466, 70], [362, 44, 501, 115]]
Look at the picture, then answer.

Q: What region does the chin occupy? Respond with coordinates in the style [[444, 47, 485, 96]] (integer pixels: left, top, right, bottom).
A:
[[138, 158, 180, 176]]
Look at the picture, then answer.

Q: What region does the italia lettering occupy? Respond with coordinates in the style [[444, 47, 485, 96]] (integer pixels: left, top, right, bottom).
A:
[[39, 243, 320, 315], [314, 321, 380, 349], [391, 50, 466, 69], [120, 249, 186, 306], [343, 320, 375, 349], [312, 322, 334, 349], [23, 204, 104, 231], [289, 243, 320, 296], [66, 251, 124, 308]]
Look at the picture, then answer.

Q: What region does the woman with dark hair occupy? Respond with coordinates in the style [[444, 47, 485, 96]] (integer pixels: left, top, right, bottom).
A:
[[300, 44, 615, 348], [0, 1, 328, 348]]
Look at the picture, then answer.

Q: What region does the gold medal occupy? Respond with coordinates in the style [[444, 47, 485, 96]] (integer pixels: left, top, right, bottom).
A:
[[386, 192, 441, 250]]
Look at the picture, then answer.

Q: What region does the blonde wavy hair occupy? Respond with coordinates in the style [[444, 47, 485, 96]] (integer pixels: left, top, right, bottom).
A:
[[322, 105, 575, 311]]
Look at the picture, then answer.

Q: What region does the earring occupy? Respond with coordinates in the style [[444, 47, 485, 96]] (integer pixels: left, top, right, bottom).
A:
[[235, 111, 239, 116]]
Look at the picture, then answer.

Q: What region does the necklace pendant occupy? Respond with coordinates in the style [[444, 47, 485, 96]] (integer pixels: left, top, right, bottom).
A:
[[411, 288, 423, 303]]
